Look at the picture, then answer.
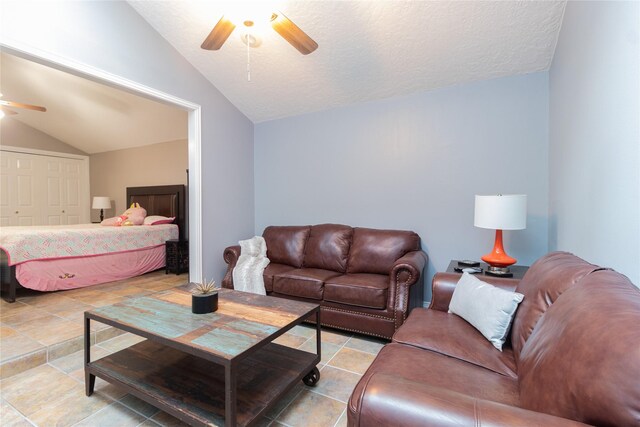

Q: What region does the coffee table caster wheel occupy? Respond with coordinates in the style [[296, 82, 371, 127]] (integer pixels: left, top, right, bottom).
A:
[[303, 367, 320, 386]]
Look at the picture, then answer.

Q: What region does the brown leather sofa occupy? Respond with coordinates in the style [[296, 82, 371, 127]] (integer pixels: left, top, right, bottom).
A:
[[222, 224, 427, 339], [348, 252, 640, 426]]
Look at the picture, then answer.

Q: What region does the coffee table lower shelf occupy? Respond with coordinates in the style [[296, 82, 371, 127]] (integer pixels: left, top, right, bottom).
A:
[[86, 340, 319, 427]]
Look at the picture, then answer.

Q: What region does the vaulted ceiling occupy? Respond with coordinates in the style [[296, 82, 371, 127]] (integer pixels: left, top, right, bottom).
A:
[[129, 0, 567, 123], [1, 53, 187, 154]]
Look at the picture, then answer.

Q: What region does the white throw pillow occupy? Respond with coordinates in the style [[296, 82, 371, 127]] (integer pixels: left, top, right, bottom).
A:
[[449, 273, 524, 351]]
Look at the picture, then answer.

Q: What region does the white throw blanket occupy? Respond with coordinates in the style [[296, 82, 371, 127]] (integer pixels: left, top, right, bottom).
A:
[[232, 236, 270, 295]]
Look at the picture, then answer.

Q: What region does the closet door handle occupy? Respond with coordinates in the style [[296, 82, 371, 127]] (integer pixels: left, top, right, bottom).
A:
[[62, 210, 65, 213], [15, 211, 19, 214]]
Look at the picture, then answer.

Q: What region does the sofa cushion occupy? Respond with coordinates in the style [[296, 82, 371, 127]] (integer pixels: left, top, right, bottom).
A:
[[272, 268, 341, 300], [347, 228, 420, 275], [393, 308, 517, 378], [324, 274, 389, 309], [263, 225, 311, 268], [511, 252, 600, 361], [262, 263, 296, 293], [303, 224, 353, 272], [349, 343, 520, 416], [518, 270, 640, 426]]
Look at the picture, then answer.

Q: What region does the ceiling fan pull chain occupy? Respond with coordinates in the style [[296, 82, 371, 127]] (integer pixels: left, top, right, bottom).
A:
[[247, 31, 251, 82]]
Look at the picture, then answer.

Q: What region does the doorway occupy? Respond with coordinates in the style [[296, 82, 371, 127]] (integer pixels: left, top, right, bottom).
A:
[[0, 43, 203, 282]]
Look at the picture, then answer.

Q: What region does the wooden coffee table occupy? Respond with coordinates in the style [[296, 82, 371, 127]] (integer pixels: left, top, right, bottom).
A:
[[84, 286, 321, 426]]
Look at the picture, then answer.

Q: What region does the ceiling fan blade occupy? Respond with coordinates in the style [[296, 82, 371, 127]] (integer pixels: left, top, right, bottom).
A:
[[201, 16, 236, 50], [0, 107, 18, 115], [0, 100, 46, 112], [271, 12, 318, 55]]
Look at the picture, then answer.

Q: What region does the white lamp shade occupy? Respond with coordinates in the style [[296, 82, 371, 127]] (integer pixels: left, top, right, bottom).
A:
[[474, 194, 527, 230], [92, 196, 111, 210]]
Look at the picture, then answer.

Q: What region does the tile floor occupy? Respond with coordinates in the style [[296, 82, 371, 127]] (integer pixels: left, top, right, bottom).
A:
[[0, 271, 386, 426]]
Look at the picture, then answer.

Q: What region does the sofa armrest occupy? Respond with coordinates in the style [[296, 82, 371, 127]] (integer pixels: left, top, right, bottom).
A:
[[429, 272, 520, 312], [391, 251, 427, 328], [351, 373, 588, 427], [221, 245, 241, 289]]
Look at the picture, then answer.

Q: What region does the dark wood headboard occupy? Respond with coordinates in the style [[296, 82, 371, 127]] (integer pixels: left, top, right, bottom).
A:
[[126, 185, 186, 241]]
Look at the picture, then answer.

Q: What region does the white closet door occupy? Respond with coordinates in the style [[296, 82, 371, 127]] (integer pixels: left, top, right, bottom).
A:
[[44, 157, 64, 225], [62, 159, 83, 224], [0, 152, 40, 226], [1, 149, 89, 226]]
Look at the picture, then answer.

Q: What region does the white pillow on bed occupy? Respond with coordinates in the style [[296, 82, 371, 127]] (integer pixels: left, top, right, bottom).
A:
[[448, 273, 524, 351], [143, 215, 175, 225]]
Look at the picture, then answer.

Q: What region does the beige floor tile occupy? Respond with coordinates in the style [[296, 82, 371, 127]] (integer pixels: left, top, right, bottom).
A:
[[287, 325, 316, 339], [49, 346, 111, 374], [1, 307, 50, 326], [344, 335, 387, 355], [273, 333, 309, 348], [321, 330, 351, 346], [0, 332, 45, 361], [335, 409, 348, 427], [0, 301, 32, 319], [138, 420, 162, 427], [327, 348, 376, 375], [73, 402, 146, 427], [264, 382, 304, 420], [19, 316, 84, 347], [310, 366, 361, 403], [0, 399, 32, 427], [0, 325, 17, 338], [98, 333, 146, 353], [48, 334, 97, 361], [276, 390, 344, 427], [91, 377, 128, 401], [29, 385, 113, 427], [9, 314, 62, 333], [150, 410, 190, 426], [45, 300, 94, 319], [298, 340, 340, 364], [0, 348, 47, 380], [119, 394, 160, 417], [1, 365, 80, 416], [95, 325, 126, 343], [20, 293, 73, 309], [109, 286, 155, 298]]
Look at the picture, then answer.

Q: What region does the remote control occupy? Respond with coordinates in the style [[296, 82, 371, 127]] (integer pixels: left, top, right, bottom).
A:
[[458, 260, 480, 267]]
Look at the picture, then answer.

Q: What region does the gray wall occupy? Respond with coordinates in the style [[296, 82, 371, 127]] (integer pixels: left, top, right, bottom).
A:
[[255, 73, 549, 302], [1, 0, 255, 282], [89, 139, 188, 222], [0, 118, 87, 155], [549, 1, 640, 285]]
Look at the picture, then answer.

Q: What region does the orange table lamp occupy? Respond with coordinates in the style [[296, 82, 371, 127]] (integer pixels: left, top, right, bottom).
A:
[[474, 194, 527, 273]]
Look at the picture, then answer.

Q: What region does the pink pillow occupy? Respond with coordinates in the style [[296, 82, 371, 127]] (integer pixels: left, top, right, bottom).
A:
[[143, 215, 175, 225]]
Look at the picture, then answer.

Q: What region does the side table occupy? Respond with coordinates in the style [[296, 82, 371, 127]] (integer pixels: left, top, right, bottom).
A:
[[166, 240, 189, 275], [446, 260, 529, 282]]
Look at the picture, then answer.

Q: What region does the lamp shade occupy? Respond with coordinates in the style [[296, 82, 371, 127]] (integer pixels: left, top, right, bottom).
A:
[[474, 194, 527, 230], [92, 196, 111, 210]]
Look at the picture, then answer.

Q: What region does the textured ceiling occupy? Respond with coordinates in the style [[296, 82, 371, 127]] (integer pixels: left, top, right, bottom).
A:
[[0, 53, 187, 154], [129, 0, 566, 123]]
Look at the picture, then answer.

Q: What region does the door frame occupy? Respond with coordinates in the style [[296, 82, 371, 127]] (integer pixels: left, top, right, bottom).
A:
[[0, 42, 203, 282], [0, 145, 91, 224]]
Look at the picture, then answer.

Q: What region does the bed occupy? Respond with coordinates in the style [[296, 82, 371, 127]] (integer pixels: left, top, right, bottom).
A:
[[0, 185, 186, 302]]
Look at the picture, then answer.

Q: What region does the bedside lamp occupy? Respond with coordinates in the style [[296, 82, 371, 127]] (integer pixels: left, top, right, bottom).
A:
[[474, 194, 527, 275], [92, 196, 111, 222]]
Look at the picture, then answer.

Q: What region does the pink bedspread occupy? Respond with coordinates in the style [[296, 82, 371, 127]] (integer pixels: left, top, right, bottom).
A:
[[0, 224, 178, 265], [16, 245, 166, 291]]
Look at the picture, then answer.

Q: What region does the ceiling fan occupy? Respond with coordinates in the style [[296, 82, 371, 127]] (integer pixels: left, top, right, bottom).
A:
[[0, 95, 47, 119], [201, 11, 318, 55]]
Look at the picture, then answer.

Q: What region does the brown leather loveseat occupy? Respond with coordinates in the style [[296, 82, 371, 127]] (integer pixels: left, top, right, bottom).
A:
[[222, 224, 427, 339], [348, 252, 640, 426]]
